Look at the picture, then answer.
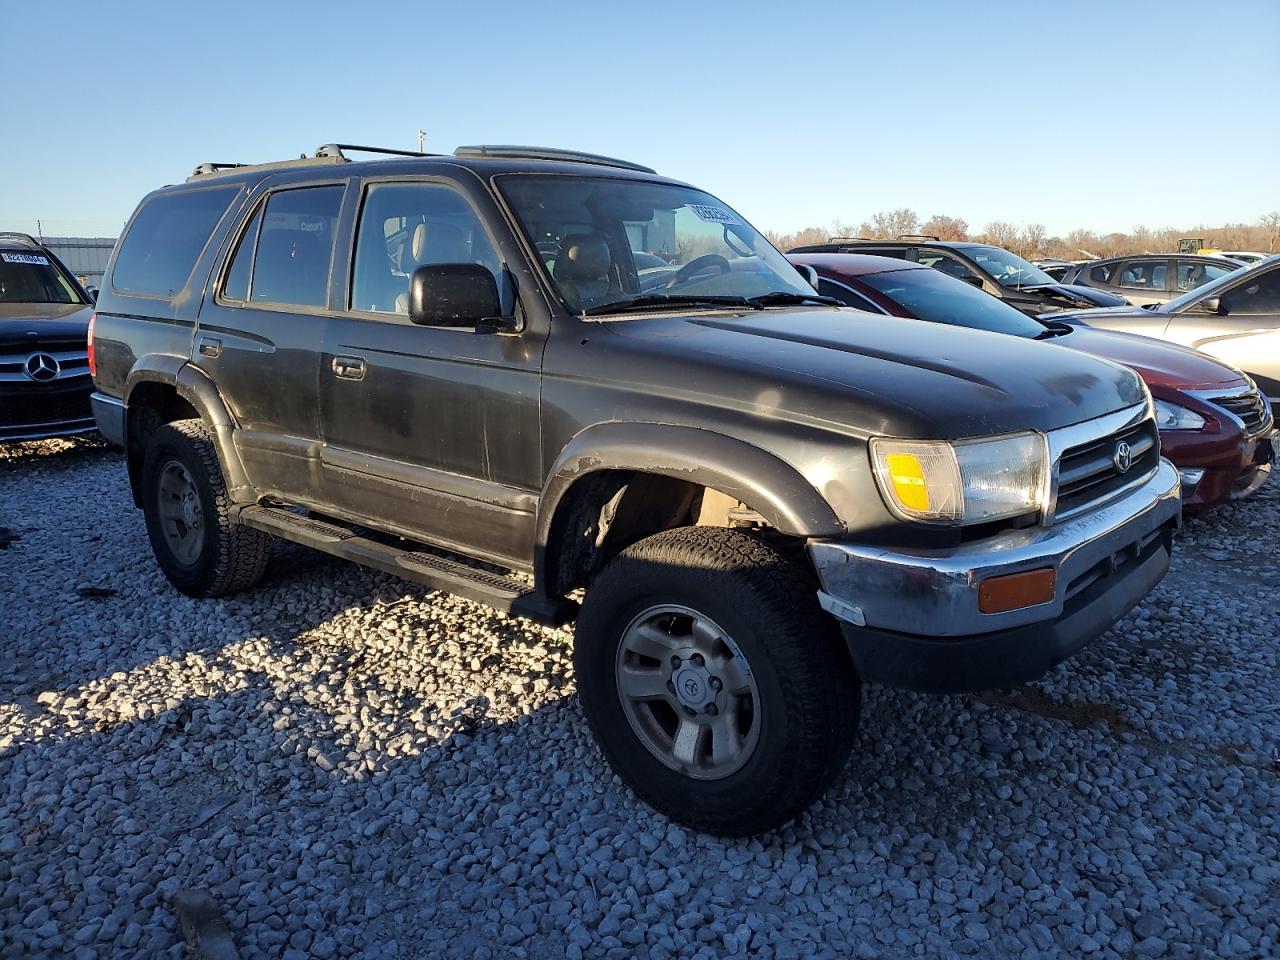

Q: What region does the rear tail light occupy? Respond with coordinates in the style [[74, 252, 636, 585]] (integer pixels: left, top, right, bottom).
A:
[[87, 312, 97, 378]]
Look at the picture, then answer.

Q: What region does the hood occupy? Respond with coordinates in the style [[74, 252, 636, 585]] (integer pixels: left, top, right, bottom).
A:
[[1053, 324, 1246, 391], [0, 302, 92, 351], [1050, 304, 1159, 324], [1014, 283, 1128, 310], [603, 308, 1146, 439]]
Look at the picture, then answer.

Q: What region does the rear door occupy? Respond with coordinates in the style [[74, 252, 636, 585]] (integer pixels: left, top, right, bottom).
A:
[[317, 176, 546, 566], [192, 179, 347, 500]]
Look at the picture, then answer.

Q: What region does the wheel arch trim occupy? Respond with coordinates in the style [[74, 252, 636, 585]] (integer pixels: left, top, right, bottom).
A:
[[534, 422, 843, 591], [122, 356, 253, 504]]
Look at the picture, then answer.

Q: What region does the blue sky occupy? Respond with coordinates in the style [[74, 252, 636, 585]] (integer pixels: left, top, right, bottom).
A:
[[2, 0, 1277, 239]]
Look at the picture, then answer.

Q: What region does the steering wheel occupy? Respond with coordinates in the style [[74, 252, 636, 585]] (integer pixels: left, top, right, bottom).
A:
[[664, 254, 731, 289]]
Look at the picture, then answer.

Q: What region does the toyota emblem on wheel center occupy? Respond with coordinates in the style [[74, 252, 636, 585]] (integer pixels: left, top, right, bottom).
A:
[[23, 353, 60, 382], [1113, 439, 1133, 474]]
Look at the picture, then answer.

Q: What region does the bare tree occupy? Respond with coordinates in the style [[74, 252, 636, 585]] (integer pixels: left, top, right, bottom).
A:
[[1022, 223, 1046, 258], [1262, 211, 1280, 253], [764, 213, 1280, 260], [921, 214, 969, 240], [867, 208, 921, 239], [980, 221, 1020, 249]]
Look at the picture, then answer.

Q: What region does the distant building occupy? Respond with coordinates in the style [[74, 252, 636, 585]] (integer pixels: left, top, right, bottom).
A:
[[41, 236, 117, 288]]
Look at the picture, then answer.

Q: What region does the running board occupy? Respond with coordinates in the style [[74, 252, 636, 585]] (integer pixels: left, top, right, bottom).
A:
[[239, 506, 578, 627]]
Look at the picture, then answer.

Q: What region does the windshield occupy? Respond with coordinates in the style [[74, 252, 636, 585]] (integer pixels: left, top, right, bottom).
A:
[[499, 176, 816, 314], [1160, 260, 1265, 313], [860, 267, 1047, 338], [0, 251, 82, 304], [966, 245, 1055, 289]]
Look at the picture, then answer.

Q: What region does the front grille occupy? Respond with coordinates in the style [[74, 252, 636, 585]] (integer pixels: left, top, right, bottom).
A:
[[1055, 419, 1159, 520], [1209, 389, 1271, 436], [0, 347, 90, 383], [0, 391, 93, 428]]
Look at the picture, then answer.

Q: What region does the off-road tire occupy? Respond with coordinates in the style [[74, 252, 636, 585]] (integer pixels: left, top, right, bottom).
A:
[[140, 418, 270, 597], [575, 526, 860, 836]]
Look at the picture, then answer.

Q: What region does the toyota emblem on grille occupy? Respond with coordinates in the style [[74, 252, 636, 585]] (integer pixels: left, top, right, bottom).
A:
[[1113, 440, 1133, 474], [23, 353, 60, 382]]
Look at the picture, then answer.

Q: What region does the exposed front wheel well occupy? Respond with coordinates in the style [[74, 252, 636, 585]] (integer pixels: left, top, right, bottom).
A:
[[124, 382, 200, 507], [541, 469, 794, 598]]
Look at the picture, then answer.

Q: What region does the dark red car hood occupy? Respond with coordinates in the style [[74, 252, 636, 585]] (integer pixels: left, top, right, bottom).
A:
[[1055, 323, 1245, 391]]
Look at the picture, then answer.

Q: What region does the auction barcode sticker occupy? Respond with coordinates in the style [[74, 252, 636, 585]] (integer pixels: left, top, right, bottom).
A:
[[1, 252, 50, 265], [689, 204, 740, 225]]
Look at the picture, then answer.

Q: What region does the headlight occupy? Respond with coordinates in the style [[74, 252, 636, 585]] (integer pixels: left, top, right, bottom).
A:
[[870, 432, 1049, 525], [1153, 399, 1206, 431]]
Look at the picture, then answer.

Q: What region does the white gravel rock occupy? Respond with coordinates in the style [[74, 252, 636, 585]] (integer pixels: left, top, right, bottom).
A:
[[1, 437, 1277, 959]]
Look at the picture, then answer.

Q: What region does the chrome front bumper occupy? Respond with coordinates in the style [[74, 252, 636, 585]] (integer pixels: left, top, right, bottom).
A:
[[808, 457, 1181, 638]]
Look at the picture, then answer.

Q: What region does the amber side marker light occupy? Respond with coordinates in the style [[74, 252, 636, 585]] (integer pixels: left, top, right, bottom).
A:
[[978, 568, 1056, 614]]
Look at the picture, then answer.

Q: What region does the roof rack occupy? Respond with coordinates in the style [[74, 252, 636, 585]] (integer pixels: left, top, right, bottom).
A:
[[827, 236, 871, 243], [453, 144, 656, 174], [187, 154, 347, 182], [898, 234, 940, 242], [314, 143, 435, 160], [0, 232, 43, 248]]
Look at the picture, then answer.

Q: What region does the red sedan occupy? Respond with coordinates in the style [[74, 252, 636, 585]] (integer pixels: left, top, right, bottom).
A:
[[790, 253, 1276, 509]]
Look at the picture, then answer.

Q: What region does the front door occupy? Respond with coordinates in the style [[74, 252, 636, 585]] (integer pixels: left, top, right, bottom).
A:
[[193, 181, 347, 499], [1166, 266, 1280, 404], [318, 178, 545, 567], [1114, 258, 1172, 306]]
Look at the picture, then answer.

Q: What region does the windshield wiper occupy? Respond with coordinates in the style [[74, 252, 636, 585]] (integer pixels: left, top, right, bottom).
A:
[[581, 294, 762, 317], [743, 291, 844, 308]]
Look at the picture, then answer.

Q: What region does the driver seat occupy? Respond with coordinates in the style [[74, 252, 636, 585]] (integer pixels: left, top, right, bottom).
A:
[[554, 234, 615, 305], [394, 221, 470, 313]]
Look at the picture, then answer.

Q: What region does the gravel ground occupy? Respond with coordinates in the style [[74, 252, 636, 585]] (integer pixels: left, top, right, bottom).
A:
[[1, 436, 1277, 960]]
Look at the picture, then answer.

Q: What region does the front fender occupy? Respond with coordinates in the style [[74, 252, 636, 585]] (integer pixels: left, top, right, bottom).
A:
[[537, 421, 844, 546]]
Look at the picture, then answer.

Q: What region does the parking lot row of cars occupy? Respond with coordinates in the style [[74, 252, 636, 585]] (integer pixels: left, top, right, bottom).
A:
[[1, 144, 1275, 832]]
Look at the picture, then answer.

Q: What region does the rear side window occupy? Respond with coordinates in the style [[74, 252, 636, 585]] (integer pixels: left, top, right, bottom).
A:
[[247, 186, 344, 308], [1090, 263, 1116, 284], [111, 187, 238, 297], [1176, 260, 1233, 291], [1118, 261, 1166, 290], [222, 205, 263, 302]]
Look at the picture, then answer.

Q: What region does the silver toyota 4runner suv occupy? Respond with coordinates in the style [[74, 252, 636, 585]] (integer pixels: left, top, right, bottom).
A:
[[90, 144, 1181, 834]]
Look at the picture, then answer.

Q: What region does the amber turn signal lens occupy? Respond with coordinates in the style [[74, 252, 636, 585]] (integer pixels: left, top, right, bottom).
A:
[[978, 568, 1056, 614]]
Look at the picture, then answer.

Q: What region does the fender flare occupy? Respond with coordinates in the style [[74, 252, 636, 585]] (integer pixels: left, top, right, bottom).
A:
[[534, 422, 843, 589], [123, 356, 254, 504]]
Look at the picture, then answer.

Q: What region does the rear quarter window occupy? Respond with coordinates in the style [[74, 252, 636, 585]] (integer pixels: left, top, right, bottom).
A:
[[110, 186, 240, 298]]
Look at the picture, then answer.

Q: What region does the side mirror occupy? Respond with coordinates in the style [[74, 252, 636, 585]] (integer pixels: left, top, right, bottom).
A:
[[1198, 296, 1222, 315], [960, 275, 985, 289], [793, 263, 819, 288], [408, 263, 512, 329], [86, 287, 98, 303]]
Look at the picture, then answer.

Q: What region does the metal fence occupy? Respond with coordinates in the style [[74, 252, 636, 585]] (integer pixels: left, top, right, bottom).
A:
[[40, 236, 117, 287]]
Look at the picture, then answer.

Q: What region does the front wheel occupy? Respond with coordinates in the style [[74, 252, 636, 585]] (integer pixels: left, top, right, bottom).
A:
[[574, 527, 860, 836]]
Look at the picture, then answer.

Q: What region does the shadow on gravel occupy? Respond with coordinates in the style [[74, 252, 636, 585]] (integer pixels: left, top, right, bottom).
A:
[[5, 441, 1276, 958]]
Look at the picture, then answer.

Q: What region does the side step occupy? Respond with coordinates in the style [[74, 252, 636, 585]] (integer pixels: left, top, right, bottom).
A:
[[239, 506, 578, 627]]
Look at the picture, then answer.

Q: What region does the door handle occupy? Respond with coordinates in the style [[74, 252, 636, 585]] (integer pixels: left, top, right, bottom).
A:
[[197, 337, 222, 358], [331, 355, 366, 380]]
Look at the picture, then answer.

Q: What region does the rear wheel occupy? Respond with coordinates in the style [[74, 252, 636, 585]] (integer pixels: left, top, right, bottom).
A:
[[574, 526, 860, 835], [141, 419, 270, 597]]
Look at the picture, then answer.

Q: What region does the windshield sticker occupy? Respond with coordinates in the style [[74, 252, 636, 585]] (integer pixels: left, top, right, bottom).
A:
[[1, 252, 49, 265], [689, 204, 740, 225]]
